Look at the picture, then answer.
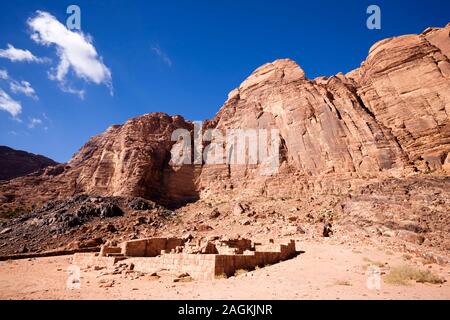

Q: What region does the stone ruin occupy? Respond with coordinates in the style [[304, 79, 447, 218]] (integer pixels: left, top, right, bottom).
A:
[[73, 237, 298, 280]]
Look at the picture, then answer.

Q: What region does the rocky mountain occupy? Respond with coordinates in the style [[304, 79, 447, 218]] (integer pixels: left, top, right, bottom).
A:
[[198, 23, 450, 198], [1, 24, 449, 213], [0, 146, 57, 181]]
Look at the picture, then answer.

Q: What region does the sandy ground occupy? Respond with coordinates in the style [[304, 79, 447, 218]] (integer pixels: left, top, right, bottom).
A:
[[1, 240, 449, 300]]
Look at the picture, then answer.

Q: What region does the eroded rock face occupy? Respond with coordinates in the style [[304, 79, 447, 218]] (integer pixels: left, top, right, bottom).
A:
[[0, 113, 195, 212], [198, 25, 450, 197], [67, 113, 194, 200], [0, 24, 449, 212], [198, 58, 409, 198], [348, 26, 450, 172]]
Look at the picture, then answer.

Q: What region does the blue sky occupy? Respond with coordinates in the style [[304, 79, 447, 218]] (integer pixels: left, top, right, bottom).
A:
[[0, 0, 449, 162]]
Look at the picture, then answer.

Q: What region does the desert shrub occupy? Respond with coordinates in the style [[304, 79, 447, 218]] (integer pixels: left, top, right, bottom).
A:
[[234, 269, 249, 276], [334, 280, 352, 286], [402, 254, 413, 261], [363, 257, 385, 268], [215, 273, 228, 279], [384, 265, 445, 285]]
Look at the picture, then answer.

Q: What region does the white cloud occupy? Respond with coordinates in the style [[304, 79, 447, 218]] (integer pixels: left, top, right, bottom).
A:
[[0, 89, 22, 117], [0, 69, 8, 80], [10, 80, 38, 100], [28, 117, 43, 129], [28, 11, 112, 96], [152, 45, 172, 67], [0, 44, 43, 63], [60, 84, 85, 99], [42, 112, 51, 122], [0, 68, 38, 100]]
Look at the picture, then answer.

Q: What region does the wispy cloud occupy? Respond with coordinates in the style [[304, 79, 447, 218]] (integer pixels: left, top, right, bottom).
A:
[[0, 88, 21, 117], [0, 44, 44, 63], [0, 69, 8, 80], [0, 68, 38, 100], [28, 117, 43, 129], [10, 80, 38, 100], [28, 11, 113, 97], [60, 84, 85, 100], [151, 45, 173, 67]]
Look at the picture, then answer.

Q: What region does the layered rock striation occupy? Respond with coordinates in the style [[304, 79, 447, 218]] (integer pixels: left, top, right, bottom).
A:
[[1, 24, 449, 212]]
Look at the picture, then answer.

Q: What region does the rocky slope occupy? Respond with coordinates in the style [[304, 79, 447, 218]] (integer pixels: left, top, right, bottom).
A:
[[0, 146, 57, 181], [0, 24, 449, 256]]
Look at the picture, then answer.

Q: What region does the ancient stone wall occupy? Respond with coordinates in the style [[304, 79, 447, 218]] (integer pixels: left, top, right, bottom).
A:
[[123, 239, 297, 280], [72, 253, 123, 269], [127, 254, 217, 280], [121, 238, 185, 257]]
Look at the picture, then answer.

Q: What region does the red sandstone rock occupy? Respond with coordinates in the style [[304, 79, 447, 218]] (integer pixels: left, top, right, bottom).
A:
[[0, 23, 449, 221]]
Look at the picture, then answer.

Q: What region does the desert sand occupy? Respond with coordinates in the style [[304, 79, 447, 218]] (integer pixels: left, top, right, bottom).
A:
[[1, 240, 448, 300]]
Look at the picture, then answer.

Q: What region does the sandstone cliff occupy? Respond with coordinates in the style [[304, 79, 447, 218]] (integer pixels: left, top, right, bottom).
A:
[[198, 24, 450, 198], [0, 24, 449, 213]]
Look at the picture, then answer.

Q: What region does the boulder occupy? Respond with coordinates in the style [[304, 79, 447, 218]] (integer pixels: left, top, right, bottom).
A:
[[209, 208, 221, 219], [397, 230, 425, 245]]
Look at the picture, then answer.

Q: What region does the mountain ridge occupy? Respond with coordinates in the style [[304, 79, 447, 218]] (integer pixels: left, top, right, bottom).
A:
[[0, 23, 449, 213], [0, 145, 57, 181]]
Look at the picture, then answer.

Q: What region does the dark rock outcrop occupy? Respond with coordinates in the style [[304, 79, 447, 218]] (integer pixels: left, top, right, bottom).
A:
[[0, 146, 57, 181]]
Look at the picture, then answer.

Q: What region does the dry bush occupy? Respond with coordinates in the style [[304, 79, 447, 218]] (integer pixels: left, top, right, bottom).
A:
[[334, 280, 352, 286], [402, 254, 413, 261], [234, 269, 249, 276], [215, 273, 228, 279], [384, 265, 445, 285], [363, 257, 385, 269]]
